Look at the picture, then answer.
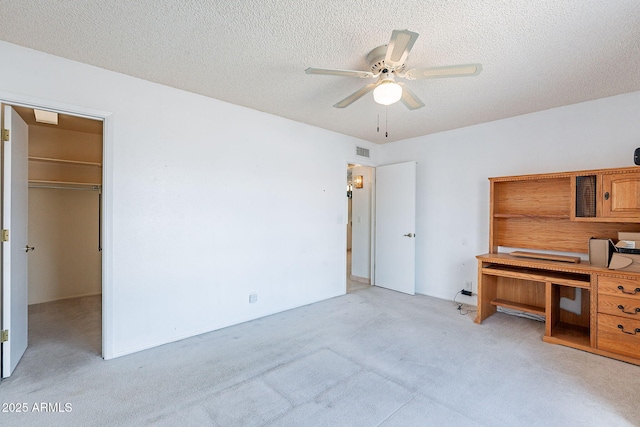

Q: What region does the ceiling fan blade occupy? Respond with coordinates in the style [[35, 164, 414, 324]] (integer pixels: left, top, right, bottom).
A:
[[398, 83, 425, 110], [305, 67, 374, 78], [404, 63, 482, 80], [333, 83, 377, 108], [384, 30, 419, 68]]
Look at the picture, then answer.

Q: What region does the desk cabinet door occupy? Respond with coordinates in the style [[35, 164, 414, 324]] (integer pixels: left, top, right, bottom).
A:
[[602, 172, 640, 219]]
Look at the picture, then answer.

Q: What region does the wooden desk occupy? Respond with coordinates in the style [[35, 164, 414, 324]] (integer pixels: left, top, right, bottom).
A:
[[476, 253, 640, 365], [476, 166, 640, 365]]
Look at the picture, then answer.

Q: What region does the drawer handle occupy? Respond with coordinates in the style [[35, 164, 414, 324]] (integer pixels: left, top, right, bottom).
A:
[[617, 285, 640, 295], [617, 324, 640, 335], [617, 305, 640, 315]]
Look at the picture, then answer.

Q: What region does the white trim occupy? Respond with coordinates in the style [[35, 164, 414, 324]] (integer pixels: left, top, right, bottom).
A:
[[344, 163, 350, 294], [0, 91, 114, 360], [370, 166, 376, 286], [0, 90, 111, 121], [101, 113, 114, 360], [346, 155, 378, 169]]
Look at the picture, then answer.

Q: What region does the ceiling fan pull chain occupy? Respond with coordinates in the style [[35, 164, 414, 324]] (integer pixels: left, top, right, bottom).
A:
[[385, 106, 388, 138], [377, 114, 380, 133]]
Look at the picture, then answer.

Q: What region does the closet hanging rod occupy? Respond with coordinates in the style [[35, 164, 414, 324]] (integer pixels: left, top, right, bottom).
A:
[[28, 183, 101, 192]]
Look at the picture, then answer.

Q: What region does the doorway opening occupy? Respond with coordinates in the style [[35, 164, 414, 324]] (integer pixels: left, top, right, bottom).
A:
[[2, 104, 103, 378], [346, 164, 374, 293]]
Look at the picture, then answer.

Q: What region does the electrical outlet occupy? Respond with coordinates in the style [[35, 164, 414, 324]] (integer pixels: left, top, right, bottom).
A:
[[249, 293, 258, 304], [465, 281, 473, 291]]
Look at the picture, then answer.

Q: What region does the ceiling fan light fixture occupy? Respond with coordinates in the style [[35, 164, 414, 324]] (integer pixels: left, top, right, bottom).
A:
[[373, 80, 402, 105]]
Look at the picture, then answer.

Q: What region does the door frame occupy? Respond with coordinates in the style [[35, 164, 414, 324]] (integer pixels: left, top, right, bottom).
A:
[[344, 158, 419, 294], [0, 90, 114, 360], [344, 158, 378, 290]]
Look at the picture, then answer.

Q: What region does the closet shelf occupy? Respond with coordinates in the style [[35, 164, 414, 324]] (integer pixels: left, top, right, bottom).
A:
[[28, 156, 102, 167], [29, 180, 101, 189]]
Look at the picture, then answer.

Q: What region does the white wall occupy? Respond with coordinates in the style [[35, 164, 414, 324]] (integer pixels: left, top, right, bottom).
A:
[[0, 41, 379, 358], [380, 91, 640, 302], [5, 39, 638, 356], [28, 188, 101, 304], [350, 166, 372, 280]]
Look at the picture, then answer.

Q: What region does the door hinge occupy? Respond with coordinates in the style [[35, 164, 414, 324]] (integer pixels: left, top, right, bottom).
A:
[[1, 229, 8, 242], [0, 330, 7, 343], [1, 129, 9, 141]]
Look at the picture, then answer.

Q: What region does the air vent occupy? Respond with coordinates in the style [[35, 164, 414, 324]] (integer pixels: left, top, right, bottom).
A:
[[356, 146, 370, 158]]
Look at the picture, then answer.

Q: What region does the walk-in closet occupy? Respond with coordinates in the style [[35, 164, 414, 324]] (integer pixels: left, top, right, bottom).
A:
[[15, 106, 103, 356]]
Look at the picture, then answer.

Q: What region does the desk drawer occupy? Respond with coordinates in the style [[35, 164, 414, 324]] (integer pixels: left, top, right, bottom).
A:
[[598, 276, 640, 300], [597, 313, 640, 358], [598, 294, 640, 319]]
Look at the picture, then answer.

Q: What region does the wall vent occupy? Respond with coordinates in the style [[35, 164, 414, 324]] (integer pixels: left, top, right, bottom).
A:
[[356, 146, 370, 158]]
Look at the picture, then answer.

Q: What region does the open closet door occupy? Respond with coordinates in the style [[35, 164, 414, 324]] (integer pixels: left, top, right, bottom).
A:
[[374, 161, 416, 295], [1, 104, 29, 378]]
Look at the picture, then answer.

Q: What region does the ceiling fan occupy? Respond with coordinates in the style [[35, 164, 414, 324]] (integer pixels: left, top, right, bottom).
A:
[[305, 29, 482, 110]]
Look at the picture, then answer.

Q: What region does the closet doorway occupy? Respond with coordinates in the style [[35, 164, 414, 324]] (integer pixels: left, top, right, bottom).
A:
[[17, 105, 103, 364]]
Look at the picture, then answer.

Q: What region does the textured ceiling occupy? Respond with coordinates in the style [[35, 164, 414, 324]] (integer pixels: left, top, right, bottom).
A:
[[1, 1, 639, 143]]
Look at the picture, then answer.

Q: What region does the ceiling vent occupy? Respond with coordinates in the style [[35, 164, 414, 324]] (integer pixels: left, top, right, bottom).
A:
[[356, 146, 370, 158]]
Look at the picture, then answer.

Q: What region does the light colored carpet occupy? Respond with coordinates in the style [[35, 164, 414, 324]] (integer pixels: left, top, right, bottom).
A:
[[1, 287, 639, 426]]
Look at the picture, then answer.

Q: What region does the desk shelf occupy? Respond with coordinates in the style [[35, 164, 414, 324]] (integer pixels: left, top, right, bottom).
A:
[[490, 299, 545, 317], [544, 323, 591, 350]]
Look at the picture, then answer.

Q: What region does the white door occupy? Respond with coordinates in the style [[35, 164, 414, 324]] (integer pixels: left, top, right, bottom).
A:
[[374, 161, 416, 295], [1, 105, 29, 378]]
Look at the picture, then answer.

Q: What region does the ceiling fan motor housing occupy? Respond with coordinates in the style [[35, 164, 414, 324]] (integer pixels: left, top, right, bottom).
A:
[[367, 45, 406, 74]]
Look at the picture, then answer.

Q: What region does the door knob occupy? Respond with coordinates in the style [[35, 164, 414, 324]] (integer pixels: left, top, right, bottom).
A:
[[404, 233, 414, 238], [25, 245, 35, 252]]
